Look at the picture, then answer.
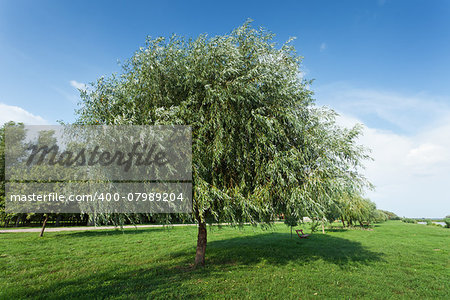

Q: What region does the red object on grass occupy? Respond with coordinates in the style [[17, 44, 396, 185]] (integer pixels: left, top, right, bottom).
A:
[[296, 229, 310, 238]]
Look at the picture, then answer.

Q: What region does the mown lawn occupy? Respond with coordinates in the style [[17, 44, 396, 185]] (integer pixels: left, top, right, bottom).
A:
[[0, 221, 448, 299]]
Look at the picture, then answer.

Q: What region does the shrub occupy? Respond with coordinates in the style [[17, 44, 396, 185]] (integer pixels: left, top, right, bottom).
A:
[[444, 218, 450, 228], [402, 218, 417, 224]]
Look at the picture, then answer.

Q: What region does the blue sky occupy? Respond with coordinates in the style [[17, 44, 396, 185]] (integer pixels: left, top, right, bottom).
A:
[[1, 0, 449, 217]]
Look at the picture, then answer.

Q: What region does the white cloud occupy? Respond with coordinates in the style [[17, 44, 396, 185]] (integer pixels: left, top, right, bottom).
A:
[[0, 103, 48, 126], [318, 85, 450, 218], [320, 42, 327, 52], [335, 112, 450, 218], [70, 80, 87, 91], [406, 143, 449, 168]]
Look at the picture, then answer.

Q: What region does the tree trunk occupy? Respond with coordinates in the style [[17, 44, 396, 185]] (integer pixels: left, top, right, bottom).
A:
[[322, 222, 325, 234], [87, 213, 96, 226], [55, 214, 61, 227], [290, 226, 293, 238], [39, 215, 49, 237], [194, 221, 207, 267]]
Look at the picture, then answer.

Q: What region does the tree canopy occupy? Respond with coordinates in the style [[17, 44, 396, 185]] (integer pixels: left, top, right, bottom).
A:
[[76, 21, 372, 266]]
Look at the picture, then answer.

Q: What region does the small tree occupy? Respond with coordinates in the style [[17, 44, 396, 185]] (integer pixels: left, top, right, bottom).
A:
[[284, 214, 299, 238]]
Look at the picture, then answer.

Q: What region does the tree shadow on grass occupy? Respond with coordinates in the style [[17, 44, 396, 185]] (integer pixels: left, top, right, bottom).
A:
[[324, 228, 348, 232], [53, 227, 170, 238], [205, 232, 384, 268], [21, 232, 384, 299]]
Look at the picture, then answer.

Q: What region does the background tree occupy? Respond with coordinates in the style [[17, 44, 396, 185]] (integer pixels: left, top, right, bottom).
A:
[[0, 122, 27, 227], [0, 123, 84, 233], [76, 21, 372, 267], [0, 123, 6, 226], [332, 193, 386, 227], [379, 210, 400, 220], [284, 214, 298, 238]]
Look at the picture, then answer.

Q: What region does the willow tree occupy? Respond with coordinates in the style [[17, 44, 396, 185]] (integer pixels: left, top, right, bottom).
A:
[[76, 21, 371, 267], [332, 193, 385, 227]]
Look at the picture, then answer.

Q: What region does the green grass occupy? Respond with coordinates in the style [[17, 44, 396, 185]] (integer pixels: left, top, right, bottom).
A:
[[0, 221, 449, 299]]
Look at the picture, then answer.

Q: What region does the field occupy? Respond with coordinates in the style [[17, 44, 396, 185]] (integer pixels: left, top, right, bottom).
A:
[[0, 221, 449, 299]]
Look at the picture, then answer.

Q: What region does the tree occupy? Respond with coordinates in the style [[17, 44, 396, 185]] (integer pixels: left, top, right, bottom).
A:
[[379, 210, 400, 220], [76, 21, 372, 267], [331, 192, 386, 227], [284, 214, 298, 238], [1, 122, 77, 234], [0, 122, 27, 227], [444, 216, 450, 228], [0, 123, 6, 226]]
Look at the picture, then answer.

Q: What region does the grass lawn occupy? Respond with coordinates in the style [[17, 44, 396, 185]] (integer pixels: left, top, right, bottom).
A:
[[0, 221, 449, 299]]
